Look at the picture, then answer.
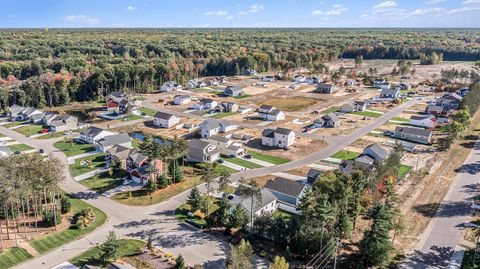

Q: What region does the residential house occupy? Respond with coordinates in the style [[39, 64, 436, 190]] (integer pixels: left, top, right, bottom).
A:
[[153, 112, 180, 128], [185, 79, 205, 89], [218, 120, 237, 132], [173, 95, 191, 105], [395, 82, 411, 91], [345, 80, 356, 86], [409, 115, 438, 129], [49, 114, 78, 132], [355, 144, 389, 170], [42, 113, 58, 125], [294, 75, 305, 83], [127, 151, 149, 172], [216, 102, 239, 113], [79, 127, 116, 144], [262, 76, 276, 82], [7, 105, 26, 120], [205, 135, 245, 157], [425, 105, 448, 116], [436, 93, 463, 110], [456, 87, 470, 97], [224, 86, 243, 97], [129, 159, 163, 185], [231, 188, 278, 222], [321, 113, 341, 128], [192, 98, 218, 110], [373, 79, 387, 88], [305, 77, 322, 84], [315, 83, 338, 94], [264, 177, 309, 207], [238, 106, 253, 114], [261, 127, 296, 149], [106, 91, 128, 113], [257, 105, 285, 121], [393, 126, 433, 144], [106, 144, 135, 169], [96, 133, 132, 152], [30, 113, 46, 124], [160, 81, 182, 92], [242, 69, 257, 76], [307, 169, 323, 184], [187, 139, 220, 163], [199, 119, 221, 138], [380, 88, 400, 99]]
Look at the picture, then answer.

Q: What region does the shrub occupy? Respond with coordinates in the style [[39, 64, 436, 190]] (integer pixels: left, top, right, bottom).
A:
[[60, 196, 71, 214], [43, 210, 62, 226], [74, 207, 96, 229]]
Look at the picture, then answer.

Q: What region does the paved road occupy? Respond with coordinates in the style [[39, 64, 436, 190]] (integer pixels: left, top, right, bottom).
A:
[[400, 139, 480, 268]]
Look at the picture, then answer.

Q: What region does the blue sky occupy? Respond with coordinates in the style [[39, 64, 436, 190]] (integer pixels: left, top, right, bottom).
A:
[[1, 0, 479, 28]]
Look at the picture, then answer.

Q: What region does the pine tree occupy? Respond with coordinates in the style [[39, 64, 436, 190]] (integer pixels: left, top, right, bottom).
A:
[[230, 204, 248, 229], [157, 173, 169, 188], [187, 187, 203, 212], [226, 239, 254, 269], [216, 194, 232, 227], [269, 256, 289, 269], [100, 231, 119, 262], [175, 255, 186, 269], [143, 180, 158, 194]]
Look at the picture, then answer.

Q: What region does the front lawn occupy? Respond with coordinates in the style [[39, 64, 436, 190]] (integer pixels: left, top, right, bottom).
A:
[[175, 196, 220, 227], [223, 157, 263, 169], [139, 107, 156, 116], [30, 198, 107, 254], [233, 94, 252, 99], [352, 111, 383, 118], [390, 117, 410, 122], [122, 114, 142, 121], [247, 150, 289, 165], [398, 165, 413, 179], [79, 170, 127, 193], [3, 120, 28, 128], [54, 141, 96, 157], [112, 176, 202, 206], [13, 124, 46, 136], [211, 112, 239, 119], [69, 153, 106, 177], [8, 143, 33, 152], [331, 150, 361, 160], [0, 247, 33, 269], [321, 106, 341, 114], [70, 239, 145, 268]]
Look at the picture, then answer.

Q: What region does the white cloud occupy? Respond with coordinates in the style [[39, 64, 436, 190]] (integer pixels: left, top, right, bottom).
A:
[[225, 16, 233, 20], [373, 1, 398, 14], [126, 6, 136, 11], [448, 5, 480, 13], [205, 10, 229, 16], [410, 7, 444, 16], [239, 4, 265, 15], [62, 15, 99, 25], [426, 0, 445, 4], [463, 0, 480, 5], [312, 4, 348, 16]]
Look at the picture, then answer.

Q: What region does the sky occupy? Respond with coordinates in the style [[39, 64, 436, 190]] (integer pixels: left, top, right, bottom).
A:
[[1, 0, 479, 28]]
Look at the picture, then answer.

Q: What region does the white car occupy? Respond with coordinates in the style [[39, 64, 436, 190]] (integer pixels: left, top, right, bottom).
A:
[[123, 179, 132, 186]]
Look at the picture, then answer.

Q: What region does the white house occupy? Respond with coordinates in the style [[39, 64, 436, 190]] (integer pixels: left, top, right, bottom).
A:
[[258, 105, 285, 121], [79, 127, 116, 144], [153, 112, 180, 128], [199, 119, 221, 138], [173, 95, 191, 105], [261, 127, 296, 149], [192, 99, 218, 110], [294, 75, 306, 83], [262, 76, 276, 82], [231, 188, 278, 223], [160, 82, 182, 92], [224, 87, 243, 97], [409, 115, 438, 129]]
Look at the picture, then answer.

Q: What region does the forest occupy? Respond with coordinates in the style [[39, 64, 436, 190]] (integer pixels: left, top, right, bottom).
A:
[[0, 28, 479, 109]]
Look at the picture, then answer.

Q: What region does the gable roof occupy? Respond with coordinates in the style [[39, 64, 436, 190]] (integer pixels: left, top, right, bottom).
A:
[[262, 129, 275, 138], [189, 139, 213, 150], [107, 144, 134, 161], [307, 169, 323, 179], [317, 83, 335, 89], [395, 126, 432, 137], [264, 177, 307, 197], [232, 188, 277, 215], [81, 126, 106, 138], [275, 127, 294, 136], [410, 115, 433, 121], [200, 119, 221, 130], [97, 133, 132, 148], [381, 88, 400, 96], [323, 112, 340, 123], [259, 105, 274, 111], [154, 111, 176, 120], [128, 151, 148, 164], [200, 98, 216, 104], [363, 144, 389, 161]]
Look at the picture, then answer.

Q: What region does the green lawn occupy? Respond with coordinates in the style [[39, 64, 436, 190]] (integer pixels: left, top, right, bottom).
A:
[[247, 150, 289, 165], [36, 131, 67, 139], [321, 106, 341, 114], [13, 124, 46, 136], [331, 150, 361, 160], [139, 107, 156, 116], [211, 112, 239, 119], [70, 239, 145, 268], [398, 165, 413, 179], [219, 165, 238, 174], [390, 117, 410, 122], [30, 198, 107, 254], [0, 247, 33, 269], [440, 125, 449, 133], [122, 114, 142, 121], [69, 153, 106, 177], [112, 176, 202, 206], [3, 120, 28, 128], [7, 143, 33, 152], [223, 157, 263, 169], [352, 111, 383, 118], [79, 170, 127, 193], [233, 94, 252, 99], [175, 196, 220, 227], [367, 132, 387, 138], [54, 141, 96, 157]]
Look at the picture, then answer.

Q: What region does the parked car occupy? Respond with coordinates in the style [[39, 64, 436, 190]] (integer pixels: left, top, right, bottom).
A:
[[217, 159, 225, 164], [383, 130, 394, 136], [39, 149, 44, 154], [244, 154, 252, 159], [39, 129, 50, 133]]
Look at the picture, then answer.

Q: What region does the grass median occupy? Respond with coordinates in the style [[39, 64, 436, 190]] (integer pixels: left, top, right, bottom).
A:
[[69, 153, 106, 177], [0, 247, 33, 269], [247, 150, 289, 165], [54, 140, 96, 157]]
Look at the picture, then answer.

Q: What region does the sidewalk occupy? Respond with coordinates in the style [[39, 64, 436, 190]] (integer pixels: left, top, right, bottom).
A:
[[67, 150, 100, 164], [73, 168, 108, 181]]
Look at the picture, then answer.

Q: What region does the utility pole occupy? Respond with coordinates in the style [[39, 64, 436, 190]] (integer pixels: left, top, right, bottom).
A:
[[333, 237, 339, 269]]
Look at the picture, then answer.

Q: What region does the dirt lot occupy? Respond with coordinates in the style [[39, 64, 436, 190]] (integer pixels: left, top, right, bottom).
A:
[[258, 97, 318, 112], [112, 117, 203, 139]]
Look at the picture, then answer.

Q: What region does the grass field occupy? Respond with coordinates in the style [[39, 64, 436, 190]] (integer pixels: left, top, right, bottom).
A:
[[36, 131, 67, 139], [398, 164, 413, 179], [112, 176, 202, 206], [247, 150, 289, 165], [79, 170, 127, 193], [331, 150, 361, 160], [321, 106, 341, 114], [261, 97, 317, 112], [233, 94, 252, 99], [175, 196, 221, 227], [390, 117, 410, 122], [69, 153, 106, 177], [3, 120, 28, 128], [7, 143, 33, 152], [30, 198, 107, 254], [0, 247, 33, 269], [54, 141, 96, 157], [139, 107, 156, 116], [223, 157, 263, 169], [352, 111, 383, 118], [122, 114, 142, 121], [70, 239, 145, 268], [13, 125, 46, 136], [211, 112, 239, 119]]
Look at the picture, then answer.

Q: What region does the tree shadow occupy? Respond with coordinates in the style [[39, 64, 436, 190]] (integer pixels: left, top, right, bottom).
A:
[[454, 161, 480, 175], [401, 246, 453, 268], [412, 201, 471, 218]]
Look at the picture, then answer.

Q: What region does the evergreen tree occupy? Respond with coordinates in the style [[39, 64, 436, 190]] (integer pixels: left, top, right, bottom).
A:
[[143, 179, 158, 194], [187, 187, 203, 212], [230, 204, 248, 229], [226, 239, 254, 269], [269, 256, 289, 269], [175, 255, 186, 269], [157, 173, 169, 188], [216, 194, 232, 227], [100, 231, 119, 262]]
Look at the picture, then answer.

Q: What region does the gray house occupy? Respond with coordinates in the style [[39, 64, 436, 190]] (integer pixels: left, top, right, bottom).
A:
[[315, 83, 338, 94], [264, 177, 308, 207], [355, 144, 390, 170], [322, 113, 341, 128], [393, 126, 433, 144], [224, 86, 243, 97], [96, 133, 132, 152], [49, 114, 78, 132], [231, 188, 277, 222], [380, 88, 400, 99], [187, 139, 220, 163]]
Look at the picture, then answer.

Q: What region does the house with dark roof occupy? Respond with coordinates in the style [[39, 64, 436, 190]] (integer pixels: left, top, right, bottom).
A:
[[321, 113, 341, 128], [340, 144, 389, 174], [79, 127, 116, 144], [106, 91, 136, 114], [436, 93, 463, 110], [224, 86, 244, 97], [199, 119, 221, 138], [153, 112, 180, 128], [315, 83, 338, 94], [261, 127, 296, 149], [106, 144, 136, 170], [231, 188, 277, 222], [187, 139, 220, 163], [216, 102, 239, 113], [265, 177, 309, 207], [380, 88, 400, 99], [393, 126, 433, 144], [307, 169, 323, 184], [425, 105, 448, 116], [96, 133, 132, 152]]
